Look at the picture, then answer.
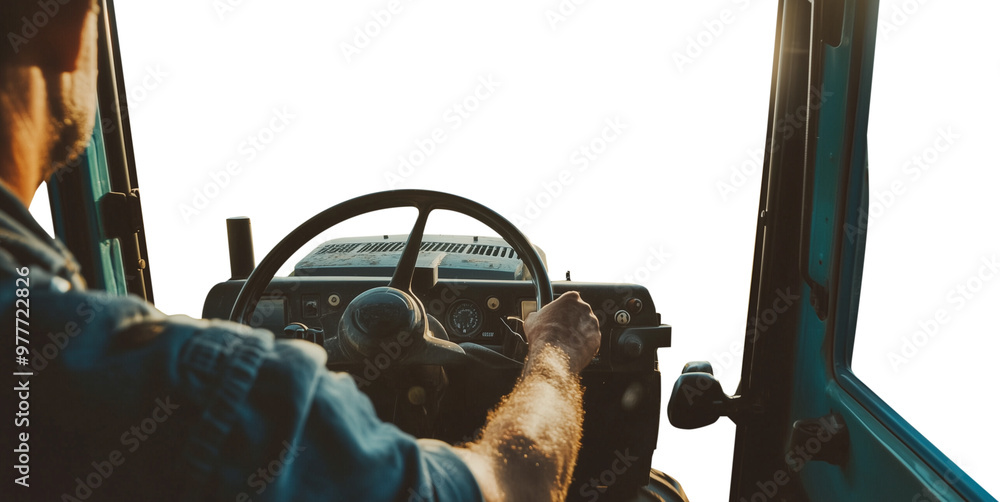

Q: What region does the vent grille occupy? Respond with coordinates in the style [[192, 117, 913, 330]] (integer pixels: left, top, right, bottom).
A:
[[420, 242, 468, 253], [315, 240, 517, 259], [317, 243, 362, 254], [357, 242, 406, 253], [467, 244, 516, 258]]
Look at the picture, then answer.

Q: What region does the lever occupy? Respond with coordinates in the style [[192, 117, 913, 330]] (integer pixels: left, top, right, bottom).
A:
[[227, 216, 255, 280]]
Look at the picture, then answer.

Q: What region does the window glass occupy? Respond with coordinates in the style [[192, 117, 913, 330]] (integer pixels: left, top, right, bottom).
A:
[[31, 1, 780, 499], [29, 186, 54, 235], [855, 0, 1000, 495]]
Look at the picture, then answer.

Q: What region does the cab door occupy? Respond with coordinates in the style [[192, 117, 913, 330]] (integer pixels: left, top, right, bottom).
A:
[[731, 0, 993, 499], [669, 0, 995, 499]]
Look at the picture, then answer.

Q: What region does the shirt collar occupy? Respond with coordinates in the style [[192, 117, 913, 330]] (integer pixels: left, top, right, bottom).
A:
[[0, 181, 87, 290]]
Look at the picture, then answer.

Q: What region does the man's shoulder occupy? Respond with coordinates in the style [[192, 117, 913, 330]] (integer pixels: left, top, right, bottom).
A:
[[0, 201, 87, 290]]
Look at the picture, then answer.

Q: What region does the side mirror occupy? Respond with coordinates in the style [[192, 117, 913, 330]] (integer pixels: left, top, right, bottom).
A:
[[666, 361, 739, 430]]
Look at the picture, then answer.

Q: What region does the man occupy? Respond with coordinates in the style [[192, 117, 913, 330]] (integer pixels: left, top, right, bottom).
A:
[[1, 1, 601, 500]]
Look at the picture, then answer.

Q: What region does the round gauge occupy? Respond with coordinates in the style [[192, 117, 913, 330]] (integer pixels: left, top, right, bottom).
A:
[[447, 300, 483, 337]]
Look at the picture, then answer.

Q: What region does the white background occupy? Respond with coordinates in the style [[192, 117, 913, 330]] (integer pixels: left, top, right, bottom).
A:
[[31, 0, 1000, 499]]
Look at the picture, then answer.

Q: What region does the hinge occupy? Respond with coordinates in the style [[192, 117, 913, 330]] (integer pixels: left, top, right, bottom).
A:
[[99, 189, 143, 240]]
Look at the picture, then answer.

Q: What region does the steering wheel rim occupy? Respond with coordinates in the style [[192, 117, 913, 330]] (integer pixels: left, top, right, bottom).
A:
[[229, 190, 553, 332]]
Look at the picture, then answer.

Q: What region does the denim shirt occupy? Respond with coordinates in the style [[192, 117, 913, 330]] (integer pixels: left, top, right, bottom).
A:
[[0, 184, 482, 502]]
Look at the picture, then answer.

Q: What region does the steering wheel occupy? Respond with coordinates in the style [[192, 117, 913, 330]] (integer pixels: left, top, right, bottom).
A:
[[228, 189, 553, 366]]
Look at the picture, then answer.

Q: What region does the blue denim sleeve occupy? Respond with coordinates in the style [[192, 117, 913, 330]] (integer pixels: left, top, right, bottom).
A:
[[179, 326, 485, 502], [1, 263, 482, 501]]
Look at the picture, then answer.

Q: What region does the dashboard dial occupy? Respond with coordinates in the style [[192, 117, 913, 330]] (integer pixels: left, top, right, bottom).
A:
[[447, 300, 483, 337]]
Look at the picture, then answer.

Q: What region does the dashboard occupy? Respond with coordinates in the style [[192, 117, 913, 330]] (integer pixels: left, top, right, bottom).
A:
[[203, 276, 668, 370], [200, 234, 673, 501]]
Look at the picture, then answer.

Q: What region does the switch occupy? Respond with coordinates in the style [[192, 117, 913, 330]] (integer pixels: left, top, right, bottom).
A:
[[487, 297, 501, 310], [302, 295, 320, 318], [626, 298, 643, 314], [615, 310, 631, 325]]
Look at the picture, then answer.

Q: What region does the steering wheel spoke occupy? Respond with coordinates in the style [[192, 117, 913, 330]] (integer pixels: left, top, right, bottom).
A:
[[388, 205, 432, 293]]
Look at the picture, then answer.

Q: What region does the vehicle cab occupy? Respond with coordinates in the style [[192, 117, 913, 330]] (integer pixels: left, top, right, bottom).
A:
[[32, 0, 999, 500]]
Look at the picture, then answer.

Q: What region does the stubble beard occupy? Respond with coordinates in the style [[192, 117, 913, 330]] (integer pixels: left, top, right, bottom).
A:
[[44, 16, 99, 181]]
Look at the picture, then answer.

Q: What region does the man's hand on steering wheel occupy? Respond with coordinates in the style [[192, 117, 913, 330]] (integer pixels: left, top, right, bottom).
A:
[[525, 291, 601, 375]]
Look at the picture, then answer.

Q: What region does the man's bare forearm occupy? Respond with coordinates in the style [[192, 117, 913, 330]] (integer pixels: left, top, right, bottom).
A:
[[457, 344, 584, 502], [454, 292, 600, 501]]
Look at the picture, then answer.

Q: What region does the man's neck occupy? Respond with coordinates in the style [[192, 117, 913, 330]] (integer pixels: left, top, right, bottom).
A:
[[0, 176, 36, 208], [0, 71, 49, 208], [0, 134, 43, 208]]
